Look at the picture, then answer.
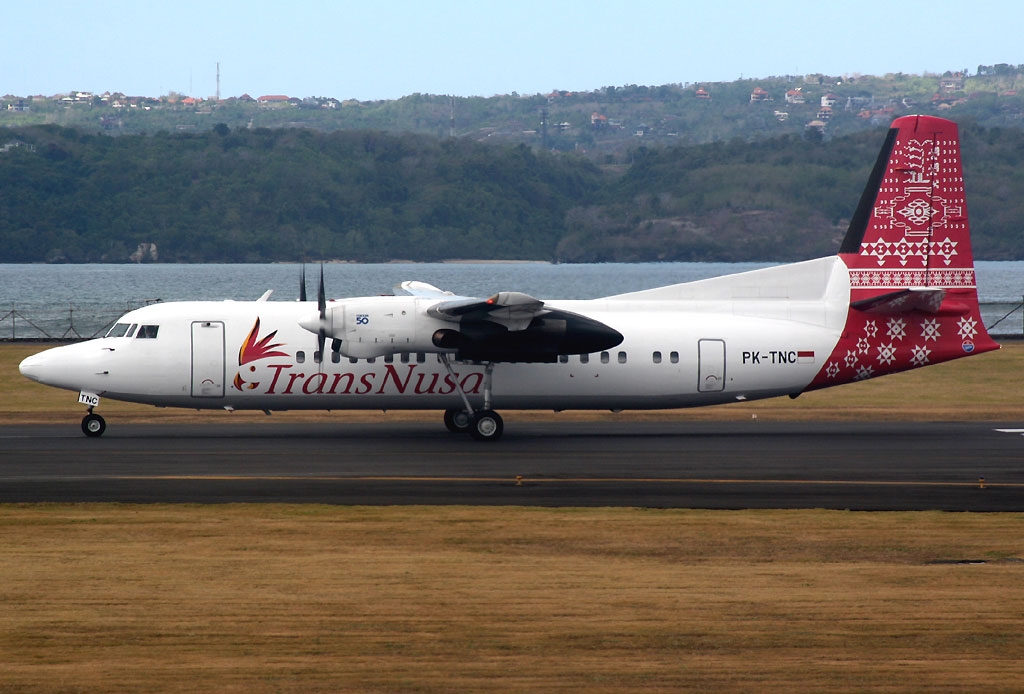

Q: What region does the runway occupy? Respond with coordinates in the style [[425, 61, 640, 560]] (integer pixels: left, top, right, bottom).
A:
[[2, 421, 1023, 510]]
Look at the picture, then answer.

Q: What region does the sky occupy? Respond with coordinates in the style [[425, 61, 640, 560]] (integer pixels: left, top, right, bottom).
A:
[[4, 0, 1022, 101]]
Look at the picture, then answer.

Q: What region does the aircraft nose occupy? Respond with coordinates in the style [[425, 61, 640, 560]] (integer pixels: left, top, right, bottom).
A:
[[18, 343, 98, 390], [18, 353, 46, 383]]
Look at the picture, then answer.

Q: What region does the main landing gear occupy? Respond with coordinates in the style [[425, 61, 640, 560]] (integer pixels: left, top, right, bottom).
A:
[[439, 356, 504, 442], [81, 408, 107, 438]]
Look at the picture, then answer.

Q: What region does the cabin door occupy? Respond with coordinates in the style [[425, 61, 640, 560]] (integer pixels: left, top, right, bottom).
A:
[[697, 339, 726, 392], [191, 321, 225, 397]]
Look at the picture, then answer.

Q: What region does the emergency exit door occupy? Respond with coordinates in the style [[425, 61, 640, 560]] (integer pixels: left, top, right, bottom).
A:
[[697, 339, 726, 392], [191, 321, 225, 397]]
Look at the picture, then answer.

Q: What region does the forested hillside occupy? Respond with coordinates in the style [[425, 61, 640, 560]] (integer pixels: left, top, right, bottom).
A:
[[0, 126, 601, 262], [1, 121, 1022, 263]]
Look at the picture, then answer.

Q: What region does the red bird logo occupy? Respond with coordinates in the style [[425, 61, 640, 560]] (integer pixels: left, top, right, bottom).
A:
[[233, 318, 290, 392], [238, 317, 289, 366]]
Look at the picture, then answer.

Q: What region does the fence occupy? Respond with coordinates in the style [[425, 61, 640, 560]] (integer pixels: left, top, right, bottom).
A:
[[0, 301, 156, 341], [3, 300, 1024, 342]]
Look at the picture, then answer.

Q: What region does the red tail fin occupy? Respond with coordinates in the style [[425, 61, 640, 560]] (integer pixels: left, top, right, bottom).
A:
[[841, 115, 976, 293], [808, 116, 998, 390]]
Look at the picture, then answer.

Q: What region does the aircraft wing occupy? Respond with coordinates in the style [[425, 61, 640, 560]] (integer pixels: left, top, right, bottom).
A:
[[395, 281, 457, 299], [396, 281, 547, 331], [395, 281, 622, 360], [429, 292, 546, 331]]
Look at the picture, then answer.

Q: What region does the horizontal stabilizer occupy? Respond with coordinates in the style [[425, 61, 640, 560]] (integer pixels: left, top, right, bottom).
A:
[[850, 287, 945, 314]]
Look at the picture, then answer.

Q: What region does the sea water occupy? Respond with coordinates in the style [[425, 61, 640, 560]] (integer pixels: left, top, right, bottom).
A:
[[1, 261, 1021, 339]]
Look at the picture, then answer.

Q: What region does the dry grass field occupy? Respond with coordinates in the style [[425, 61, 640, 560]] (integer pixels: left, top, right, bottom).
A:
[[2, 343, 1023, 691], [0, 507, 1022, 692]]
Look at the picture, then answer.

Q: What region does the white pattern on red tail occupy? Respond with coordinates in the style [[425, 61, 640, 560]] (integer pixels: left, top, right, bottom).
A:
[[808, 116, 998, 390]]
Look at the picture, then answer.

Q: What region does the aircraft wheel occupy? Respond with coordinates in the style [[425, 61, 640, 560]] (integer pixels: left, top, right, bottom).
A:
[[443, 408, 472, 433], [81, 413, 106, 438], [469, 410, 503, 442]]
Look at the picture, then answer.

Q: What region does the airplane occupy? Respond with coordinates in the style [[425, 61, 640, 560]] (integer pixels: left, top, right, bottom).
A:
[[19, 115, 999, 441]]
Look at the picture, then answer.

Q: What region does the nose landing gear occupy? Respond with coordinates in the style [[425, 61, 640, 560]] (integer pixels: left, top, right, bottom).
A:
[[81, 408, 107, 437]]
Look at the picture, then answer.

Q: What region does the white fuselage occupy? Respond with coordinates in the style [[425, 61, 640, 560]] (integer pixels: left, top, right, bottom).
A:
[[19, 258, 851, 413]]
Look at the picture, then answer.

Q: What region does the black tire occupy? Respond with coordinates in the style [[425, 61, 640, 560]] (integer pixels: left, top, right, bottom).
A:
[[469, 410, 504, 442], [443, 408, 471, 433], [81, 413, 106, 438]]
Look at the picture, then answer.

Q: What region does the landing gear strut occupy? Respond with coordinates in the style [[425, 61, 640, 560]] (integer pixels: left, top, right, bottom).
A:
[[439, 356, 503, 441], [81, 408, 106, 438]]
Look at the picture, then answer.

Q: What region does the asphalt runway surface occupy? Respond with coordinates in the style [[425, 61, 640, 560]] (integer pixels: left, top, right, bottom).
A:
[[2, 420, 1023, 510]]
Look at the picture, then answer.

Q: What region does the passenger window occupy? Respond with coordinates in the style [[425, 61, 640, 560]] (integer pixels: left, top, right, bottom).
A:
[[653, 351, 662, 364], [296, 351, 305, 364], [400, 353, 410, 364], [618, 351, 627, 364], [105, 323, 130, 338], [580, 354, 589, 364], [313, 351, 322, 364], [137, 325, 159, 339], [384, 355, 394, 364], [417, 353, 426, 363], [349, 357, 358, 364], [600, 352, 610, 364], [367, 358, 376, 364], [670, 351, 679, 364], [332, 352, 341, 364], [559, 354, 569, 364]]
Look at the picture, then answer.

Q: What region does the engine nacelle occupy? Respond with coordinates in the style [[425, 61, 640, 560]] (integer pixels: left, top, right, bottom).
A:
[[430, 310, 623, 363], [302, 295, 623, 363], [323, 297, 447, 359]]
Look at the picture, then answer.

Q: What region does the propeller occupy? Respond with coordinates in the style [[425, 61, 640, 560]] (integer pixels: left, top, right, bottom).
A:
[[316, 264, 327, 362], [298, 263, 343, 366]]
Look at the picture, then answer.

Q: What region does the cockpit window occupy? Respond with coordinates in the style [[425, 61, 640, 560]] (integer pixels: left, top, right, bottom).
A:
[[137, 325, 160, 339], [125, 324, 138, 338], [105, 323, 131, 338]]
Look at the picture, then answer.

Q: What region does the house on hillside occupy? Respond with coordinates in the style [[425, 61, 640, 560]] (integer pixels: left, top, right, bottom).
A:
[[940, 73, 965, 93], [695, 87, 710, 100], [785, 89, 805, 104], [257, 95, 291, 107], [805, 119, 827, 134], [750, 87, 772, 103]]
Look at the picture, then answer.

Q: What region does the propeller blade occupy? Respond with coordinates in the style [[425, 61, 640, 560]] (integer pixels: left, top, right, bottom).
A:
[[317, 265, 327, 365], [318, 265, 326, 320], [299, 264, 307, 302]]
